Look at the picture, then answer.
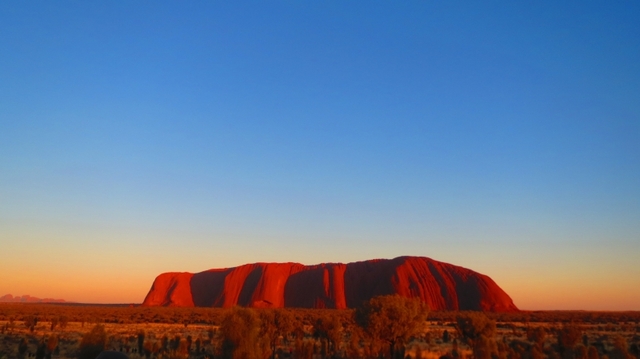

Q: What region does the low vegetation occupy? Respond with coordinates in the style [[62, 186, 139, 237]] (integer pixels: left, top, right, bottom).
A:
[[1, 300, 639, 359]]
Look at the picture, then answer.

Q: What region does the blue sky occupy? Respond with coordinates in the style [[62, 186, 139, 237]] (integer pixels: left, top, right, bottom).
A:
[[1, 2, 639, 308]]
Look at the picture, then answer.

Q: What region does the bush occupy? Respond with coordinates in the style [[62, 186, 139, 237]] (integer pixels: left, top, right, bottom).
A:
[[18, 338, 28, 358], [220, 307, 262, 359], [78, 325, 107, 359], [355, 295, 428, 359], [456, 312, 498, 359]]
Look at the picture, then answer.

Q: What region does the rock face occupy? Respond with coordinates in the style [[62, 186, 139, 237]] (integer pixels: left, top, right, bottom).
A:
[[142, 256, 518, 311]]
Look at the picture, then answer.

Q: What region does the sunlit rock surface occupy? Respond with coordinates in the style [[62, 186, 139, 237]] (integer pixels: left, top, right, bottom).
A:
[[142, 256, 518, 311]]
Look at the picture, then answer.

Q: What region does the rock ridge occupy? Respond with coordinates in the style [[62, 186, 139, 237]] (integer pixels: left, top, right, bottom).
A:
[[142, 256, 518, 312]]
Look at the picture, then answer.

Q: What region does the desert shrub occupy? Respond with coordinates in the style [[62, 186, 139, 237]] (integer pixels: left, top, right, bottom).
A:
[[558, 325, 582, 349], [171, 335, 182, 353], [575, 345, 588, 359], [527, 327, 547, 348], [177, 338, 190, 358], [293, 338, 314, 359], [587, 346, 600, 359], [50, 317, 59, 331], [78, 324, 107, 359], [355, 295, 428, 359], [610, 336, 634, 359], [456, 312, 498, 359], [24, 315, 38, 332], [46, 336, 59, 359], [313, 313, 343, 359], [259, 309, 296, 359], [347, 326, 364, 359], [160, 335, 169, 353], [414, 344, 424, 359], [220, 307, 262, 359], [18, 338, 28, 358], [137, 330, 145, 354], [452, 338, 461, 359], [630, 343, 639, 359], [530, 344, 544, 359], [36, 340, 46, 359], [443, 329, 451, 343], [59, 316, 69, 330], [557, 324, 582, 359]]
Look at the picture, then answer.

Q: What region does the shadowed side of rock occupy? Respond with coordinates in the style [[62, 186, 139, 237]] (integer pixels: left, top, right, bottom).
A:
[[142, 256, 518, 311]]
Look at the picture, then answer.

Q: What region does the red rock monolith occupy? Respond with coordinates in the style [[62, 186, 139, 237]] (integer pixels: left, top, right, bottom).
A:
[[142, 256, 518, 311]]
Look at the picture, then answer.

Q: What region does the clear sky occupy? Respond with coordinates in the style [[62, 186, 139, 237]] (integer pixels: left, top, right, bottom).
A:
[[1, 2, 639, 310]]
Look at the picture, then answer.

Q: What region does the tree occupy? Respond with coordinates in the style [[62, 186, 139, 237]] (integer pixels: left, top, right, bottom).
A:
[[325, 315, 343, 358], [346, 324, 364, 359], [78, 324, 107, 359], [220, 307, 262, 359], [557, 324, 582, 359], [24, 316, 38, 333], [355, 295, 428, 359], [456, 312, 498, 359], [260, 309, 295, 359], [527, 327, 547, 348], [610, 336, 633, 359], [314, 314, 343, 359]]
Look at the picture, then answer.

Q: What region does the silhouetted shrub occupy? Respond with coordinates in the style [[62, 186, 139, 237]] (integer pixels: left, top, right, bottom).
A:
[[527, 327, 547, 348], [611, 336, 634, 359], [530, 344, 544, 359], [78, 324, 107, 359], [557, 324, 582, 359], [46, 336, 58, 359], [35, 341, 46, 359], [18, 338, 28, 359], [587, 346, 600, 359], [136, 331, 145, 354], [443, 329, 450, 343], [576, 345, 588, 359], [456, 312, 498, 359], [220, 307, 262, 359], [355, 295, 428, 359], [24, 316, 38, 332], [59, 316, 69, 330]]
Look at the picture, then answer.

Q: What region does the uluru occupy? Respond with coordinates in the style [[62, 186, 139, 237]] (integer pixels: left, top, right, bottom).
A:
[[143, 256, 518, 312]]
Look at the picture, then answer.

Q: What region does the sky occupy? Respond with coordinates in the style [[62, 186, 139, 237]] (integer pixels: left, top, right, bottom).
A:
[[0, 2, 639, 310]]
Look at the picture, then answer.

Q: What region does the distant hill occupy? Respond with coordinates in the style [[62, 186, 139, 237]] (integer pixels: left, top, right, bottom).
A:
[[0, 294, 67, 303], [143, 256, 518, 312]]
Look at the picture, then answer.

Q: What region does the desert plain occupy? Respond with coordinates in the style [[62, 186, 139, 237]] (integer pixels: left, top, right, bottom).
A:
[[1, 304, 638, 359]]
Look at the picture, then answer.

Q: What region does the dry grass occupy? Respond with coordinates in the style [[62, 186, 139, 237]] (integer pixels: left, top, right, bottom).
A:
[[1, 305, 639, 359]]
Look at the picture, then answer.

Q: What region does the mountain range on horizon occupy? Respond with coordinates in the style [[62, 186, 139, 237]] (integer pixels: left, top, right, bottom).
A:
[[0, 294, 67, 304], [143, 256, 518, 311]]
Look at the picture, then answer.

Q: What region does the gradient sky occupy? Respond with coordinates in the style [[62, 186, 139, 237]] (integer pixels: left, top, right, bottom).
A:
[[1, 2, 639, 310]]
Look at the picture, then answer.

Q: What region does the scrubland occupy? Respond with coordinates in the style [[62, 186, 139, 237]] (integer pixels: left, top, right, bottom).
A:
[[0, 302, 638, 359]]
